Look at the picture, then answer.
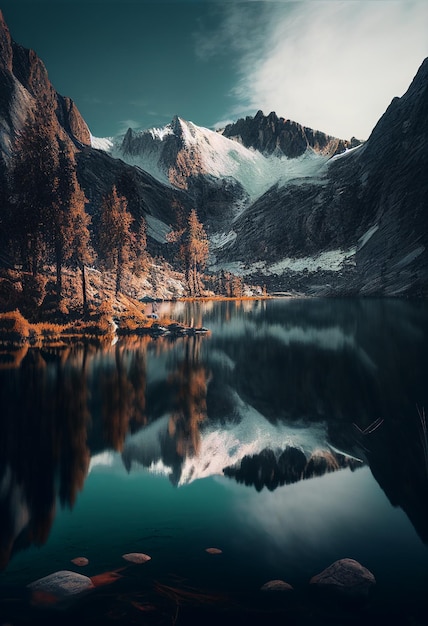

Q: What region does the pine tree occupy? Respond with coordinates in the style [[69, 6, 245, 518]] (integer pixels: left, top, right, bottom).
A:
[[68, 187, 93, 316], [167, 208, 209, 296], [46, 139, 92, 305], [98, 186, 134, 295], [182, 209, 209, 296], [10, 111, 59, 276]]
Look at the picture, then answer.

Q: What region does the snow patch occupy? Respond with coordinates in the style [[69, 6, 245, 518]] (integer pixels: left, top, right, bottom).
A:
[[211, 249, 356, 276], [357, 224, 379, 250], [149, 126, 173, 141], [88, 451, 115, 473], [210, 231, 237, 249], [393, 246, 425, 270], [147, 459, 173, 477], [267, 248, 356, 274], [328, 143, 364, 162], [90, 135, 114, 151], [145, 214, 171, 243]]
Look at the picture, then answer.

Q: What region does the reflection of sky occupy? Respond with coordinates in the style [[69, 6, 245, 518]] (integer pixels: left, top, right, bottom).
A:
[[229, 466, 428, 591]]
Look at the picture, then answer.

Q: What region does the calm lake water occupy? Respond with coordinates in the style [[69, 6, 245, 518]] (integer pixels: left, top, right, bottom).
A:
[[1, 298, 428, 625]]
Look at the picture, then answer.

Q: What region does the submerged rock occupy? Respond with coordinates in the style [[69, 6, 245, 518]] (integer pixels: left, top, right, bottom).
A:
[[310, 558, 376, 598], [71, 557, 89, 566], [205, 547, 223, 554], [122, 552, 152, 564], [260, 579, 294, 592], [28, 570, 94, 598]]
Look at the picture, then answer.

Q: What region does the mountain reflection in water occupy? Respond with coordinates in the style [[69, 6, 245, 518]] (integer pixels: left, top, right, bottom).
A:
[[1, 298, 428, 575]]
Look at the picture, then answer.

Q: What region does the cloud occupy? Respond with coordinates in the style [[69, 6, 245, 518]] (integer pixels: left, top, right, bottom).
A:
[[211, 1, 428, 139], [194, 2, 272, 61], [212, 118, 235, 130]]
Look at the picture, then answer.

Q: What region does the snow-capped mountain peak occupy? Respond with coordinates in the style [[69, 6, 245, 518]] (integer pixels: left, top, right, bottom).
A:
[[92, 115, 333, 201]]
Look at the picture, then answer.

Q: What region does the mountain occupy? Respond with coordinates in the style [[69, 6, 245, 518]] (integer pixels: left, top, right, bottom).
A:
[[222, 109, 361, 158], [0, 10, 192, 260], [215, 59, 428, 297], [97, 114, 349, 231], [0, 11, 90, 157], [0, 9, 426, 297]]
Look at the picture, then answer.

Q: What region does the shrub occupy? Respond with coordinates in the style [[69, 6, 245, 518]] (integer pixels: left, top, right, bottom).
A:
[[0, 309, 31, 342]]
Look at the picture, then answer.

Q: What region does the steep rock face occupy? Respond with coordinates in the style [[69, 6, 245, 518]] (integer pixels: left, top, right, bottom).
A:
[[222, 110, 360, 158], [347, 57, 428, 296], [0, 11, 13, 72], [121, 116, 207, 189], [0, 10, 90, 155], [56, 95, 91, 147], [221, 58, 428, 297]]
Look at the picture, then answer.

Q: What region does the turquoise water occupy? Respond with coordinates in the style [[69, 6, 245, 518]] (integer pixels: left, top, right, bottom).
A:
[[1, 298, 428, 624]]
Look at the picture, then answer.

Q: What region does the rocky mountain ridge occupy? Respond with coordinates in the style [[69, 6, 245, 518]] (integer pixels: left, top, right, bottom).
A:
[[0, 10, 426, 297], [215, 58, 428, 297], [222, 109, 361, 158], [0, 11, 90, 156]]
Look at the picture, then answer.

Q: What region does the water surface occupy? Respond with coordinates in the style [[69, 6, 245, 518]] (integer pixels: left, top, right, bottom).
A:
[[1, 298, 427, 624]]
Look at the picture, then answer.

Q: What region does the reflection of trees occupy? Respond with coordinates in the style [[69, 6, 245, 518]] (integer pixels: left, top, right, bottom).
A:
[[100, 344, 147, 451], [0, 347, 91, 568], [168, 336, 209, 459], [0, 344, 29, 370]]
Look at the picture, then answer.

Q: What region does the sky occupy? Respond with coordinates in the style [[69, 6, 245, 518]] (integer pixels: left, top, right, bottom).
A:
[[1, 1, 427, 140]]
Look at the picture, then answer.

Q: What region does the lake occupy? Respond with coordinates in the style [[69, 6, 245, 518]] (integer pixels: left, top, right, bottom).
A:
[[1, 298, 428, 625]]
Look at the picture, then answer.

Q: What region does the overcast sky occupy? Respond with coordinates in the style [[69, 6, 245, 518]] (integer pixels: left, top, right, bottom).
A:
[[1, 1, 427, 140]]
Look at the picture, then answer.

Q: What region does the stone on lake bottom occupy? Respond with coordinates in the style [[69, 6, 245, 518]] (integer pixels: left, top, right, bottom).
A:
[[122, 552, 152, 564], [310, 558, 376, 598], [27, 570, 94, 598], [71, 557, 89, 566], [205, 548, 222, 554], [260, 580, 294, 592]]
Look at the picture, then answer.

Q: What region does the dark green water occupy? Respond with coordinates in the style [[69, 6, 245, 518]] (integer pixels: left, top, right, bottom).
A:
[[1, 298, 428, 625]]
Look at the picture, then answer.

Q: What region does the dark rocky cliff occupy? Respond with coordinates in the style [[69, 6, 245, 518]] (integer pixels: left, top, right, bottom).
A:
[[222, 59, 428, 297], [222, 109, 361, 158], [0, 10, 90, 152]]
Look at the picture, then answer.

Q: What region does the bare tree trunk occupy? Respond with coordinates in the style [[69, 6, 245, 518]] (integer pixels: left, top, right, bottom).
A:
[[115, 248, 122, 295], [56, 243, 62, 304], [81, 263, 88, 317]]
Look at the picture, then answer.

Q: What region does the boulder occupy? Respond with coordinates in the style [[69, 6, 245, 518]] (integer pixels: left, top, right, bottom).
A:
[[260, 579, 294, 592], [310, 558, 376, 598], [71, 557, 89, 566], [205, 548, 223, 554], [122, 552, 151, 564], [27, 570, 94, 598]]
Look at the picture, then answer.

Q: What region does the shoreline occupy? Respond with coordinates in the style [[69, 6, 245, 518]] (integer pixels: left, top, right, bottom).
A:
[[0, 296, 275, 347]]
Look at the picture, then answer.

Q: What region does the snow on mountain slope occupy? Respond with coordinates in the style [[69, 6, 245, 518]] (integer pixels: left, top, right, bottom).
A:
[[91, 129, 173, 186], [91, 117, 331, 201], [90, 134, 114, 152]]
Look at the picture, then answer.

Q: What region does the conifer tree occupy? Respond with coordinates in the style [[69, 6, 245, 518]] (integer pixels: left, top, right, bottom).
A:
[[68, 188, 93, 316], [182, 209, 209, 296], [10, 110, 59, 276], [98, 186, 134, 295], [47, 139, 92, 305]]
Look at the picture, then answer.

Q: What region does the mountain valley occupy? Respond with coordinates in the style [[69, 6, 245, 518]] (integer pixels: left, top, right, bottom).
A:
[[0, 9, 427, 301]]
